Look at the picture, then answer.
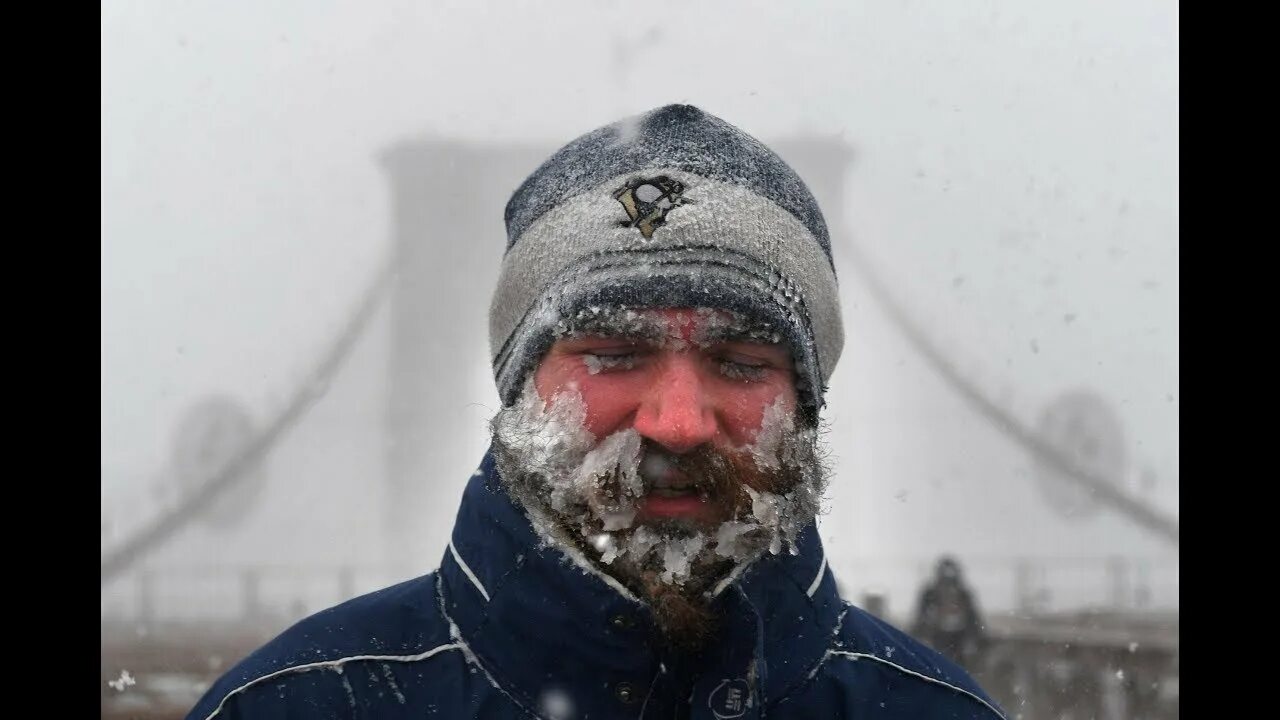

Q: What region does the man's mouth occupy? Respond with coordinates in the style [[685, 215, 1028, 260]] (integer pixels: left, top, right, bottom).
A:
[[639, 493, 710, 521], [647, 470, 704, 499], [637, 451, 715, 519], [649, 484, 700, 498]]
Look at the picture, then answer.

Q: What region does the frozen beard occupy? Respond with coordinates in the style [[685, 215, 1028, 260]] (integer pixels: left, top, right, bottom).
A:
[[490, 378, 829, 653]]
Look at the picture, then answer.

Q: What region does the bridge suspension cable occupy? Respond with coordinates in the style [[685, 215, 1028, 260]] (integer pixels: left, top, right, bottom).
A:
[[101, 254, 399, 586], [839, 239, 1178, 546]]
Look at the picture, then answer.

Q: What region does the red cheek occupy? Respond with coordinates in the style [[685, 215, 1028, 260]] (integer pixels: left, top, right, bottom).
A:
[[714, 386, 794, 445], [730, 404, 764, 436], [576, 385, 640, 436], [533, 355, 643, 437]]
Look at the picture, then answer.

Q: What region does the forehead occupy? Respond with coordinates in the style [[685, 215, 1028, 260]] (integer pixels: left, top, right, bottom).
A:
[[554, 306, 783, 345]]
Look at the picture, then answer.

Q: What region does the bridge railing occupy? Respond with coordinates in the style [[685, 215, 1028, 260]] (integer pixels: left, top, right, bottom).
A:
[[102, 556, 1178, 630], [830, 554, 1178, 623], [101, 564, 420, 627]]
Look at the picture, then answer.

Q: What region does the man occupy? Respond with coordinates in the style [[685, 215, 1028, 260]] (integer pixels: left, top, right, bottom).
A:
[[912, 556, 989, 672], [189, 104, 1005, 719]]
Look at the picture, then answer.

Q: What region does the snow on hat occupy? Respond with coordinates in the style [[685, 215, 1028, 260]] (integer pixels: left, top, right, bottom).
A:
[[489, 104, 844, 422]]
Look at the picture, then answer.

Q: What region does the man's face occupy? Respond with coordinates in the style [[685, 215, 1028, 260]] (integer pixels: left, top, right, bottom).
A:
[[532, 308, 798, 528], [491, 306, 827, 647]]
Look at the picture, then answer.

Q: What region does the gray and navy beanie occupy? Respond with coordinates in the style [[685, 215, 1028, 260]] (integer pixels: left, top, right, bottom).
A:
[[489, 104, 844, 424]]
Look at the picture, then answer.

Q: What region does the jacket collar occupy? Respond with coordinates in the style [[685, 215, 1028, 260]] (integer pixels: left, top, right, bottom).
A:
[[438, 449, 842, 718]]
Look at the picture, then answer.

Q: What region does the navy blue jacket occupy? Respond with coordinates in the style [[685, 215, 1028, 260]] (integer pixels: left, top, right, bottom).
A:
[[189, 451, 1005, 719]]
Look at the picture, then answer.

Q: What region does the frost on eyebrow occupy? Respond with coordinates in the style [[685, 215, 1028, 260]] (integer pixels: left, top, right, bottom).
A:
[[552, 305, 665, 342], [687, 306, 783, 347], [553, 305, 784, 350]]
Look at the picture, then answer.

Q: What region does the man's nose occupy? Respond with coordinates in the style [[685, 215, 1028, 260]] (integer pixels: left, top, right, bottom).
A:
[[632, 354, 718, 453]]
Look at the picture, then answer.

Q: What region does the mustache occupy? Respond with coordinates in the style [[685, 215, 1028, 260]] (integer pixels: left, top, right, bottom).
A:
[[597, 439, 794, 511]]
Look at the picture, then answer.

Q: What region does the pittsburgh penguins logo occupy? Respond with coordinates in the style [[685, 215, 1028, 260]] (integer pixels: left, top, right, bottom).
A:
[[614, 176, 686, 238]]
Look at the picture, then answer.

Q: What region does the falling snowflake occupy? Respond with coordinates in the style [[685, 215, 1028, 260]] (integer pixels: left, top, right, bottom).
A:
[[108, 670, 136, 692]]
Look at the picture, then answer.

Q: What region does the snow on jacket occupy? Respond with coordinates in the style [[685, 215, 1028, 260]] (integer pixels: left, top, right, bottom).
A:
[[188, 450, 1006, 719]]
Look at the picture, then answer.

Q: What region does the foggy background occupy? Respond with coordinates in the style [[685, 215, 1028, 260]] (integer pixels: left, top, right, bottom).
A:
[[102, 1, 1176, 715]]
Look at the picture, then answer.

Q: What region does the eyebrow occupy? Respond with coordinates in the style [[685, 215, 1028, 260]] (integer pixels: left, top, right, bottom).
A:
[[552, 305, 785, 348], [694, 319, 783, 347], [552, 307, 667, 342]]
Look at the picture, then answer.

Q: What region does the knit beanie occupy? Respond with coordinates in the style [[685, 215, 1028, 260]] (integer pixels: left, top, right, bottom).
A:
[[489, 104, 843, 423]]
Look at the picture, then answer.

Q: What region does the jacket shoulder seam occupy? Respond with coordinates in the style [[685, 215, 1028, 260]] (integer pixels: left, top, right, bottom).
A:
[[826, 650, 1006, 719], [198, 643, 463, 720]]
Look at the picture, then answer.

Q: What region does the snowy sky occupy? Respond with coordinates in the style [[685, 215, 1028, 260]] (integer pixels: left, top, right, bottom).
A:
[[102, 0, 1177, 614]]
